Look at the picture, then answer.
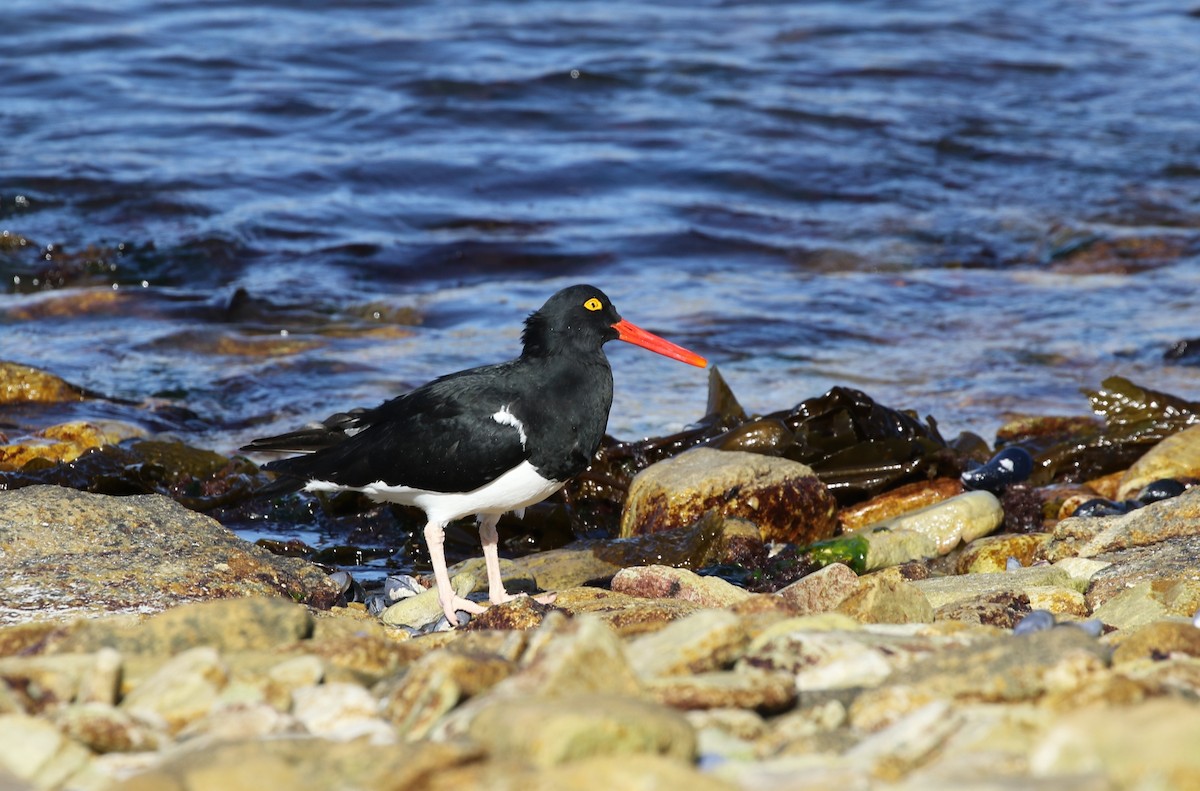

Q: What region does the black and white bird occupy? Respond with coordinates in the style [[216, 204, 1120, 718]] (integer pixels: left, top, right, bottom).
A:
[[242, 284, 707, 623]]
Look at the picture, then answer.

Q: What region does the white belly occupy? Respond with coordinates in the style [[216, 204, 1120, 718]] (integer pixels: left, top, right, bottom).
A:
[[304, 459, 563, 525]]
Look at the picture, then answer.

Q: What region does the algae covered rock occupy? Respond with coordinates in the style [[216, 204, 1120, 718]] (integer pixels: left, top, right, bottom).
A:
[[620, 447, 837, 545]]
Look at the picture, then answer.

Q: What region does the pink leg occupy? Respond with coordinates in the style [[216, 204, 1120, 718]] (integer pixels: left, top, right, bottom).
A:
[[424, 521, 485, 623], [478, 513, 556, 607]]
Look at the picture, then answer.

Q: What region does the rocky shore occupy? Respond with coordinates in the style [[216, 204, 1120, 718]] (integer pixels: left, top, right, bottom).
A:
[[3, 362, 1200, 789]]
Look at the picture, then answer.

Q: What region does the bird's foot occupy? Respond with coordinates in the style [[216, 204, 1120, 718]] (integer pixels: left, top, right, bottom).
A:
[[441, 595, 487, 625], [489, 590, 557, 607]]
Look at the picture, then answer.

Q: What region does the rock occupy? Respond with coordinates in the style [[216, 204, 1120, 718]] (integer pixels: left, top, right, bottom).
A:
[[910, 565, 1082, 610], [0, 361, 88, 404], [774, 563, 860, 615], [954, 533, 1051, 574], [379, 649, 514, 741], [935, 591, 1035, 630], [1042, 487, 1200, 561], [1030, 698, 1200, 789], [291, 682, 394, 743], [739, 626, 988, 692], [845, 700, 963, 781], [611, 565, 753, 608], [119, 647, 228, 734], [57, 702, 164, 753], [625, 609, 751, 678], [51, 597, 314, 656], [0, 653, 109, 714], [836, 574, 934, 625], [466, 693, 696, 767], [645, 669, 796, 713], [1085, 536, 1200, 623], [109, 736, 480, 791], [0, 420, 147, 470], [858, 490, 1005, 556], [0, 486, 338, 623], [1116, 423, 1200, 500], [838, 478, 965, 533], [449, 512, 762, 595], [0, 712, 92, 788], [619, 447, 837, 545], [379, 571, 478, 630], [551, 588, 702, 636], [424, 752, 737, 791], [1111, 620, 1200, 665], [849, 627, 1110, 731]]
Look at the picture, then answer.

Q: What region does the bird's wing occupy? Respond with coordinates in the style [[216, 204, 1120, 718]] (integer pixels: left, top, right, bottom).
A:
[[252, 364, 533, 494]]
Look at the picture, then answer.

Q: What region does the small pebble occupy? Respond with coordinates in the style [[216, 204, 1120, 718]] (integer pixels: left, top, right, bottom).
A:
[[961, 447, 1033, 494], [1193, 607, 1200, 629], [1005, 556, 1022, 571], [1013, 609, 1056, 635]]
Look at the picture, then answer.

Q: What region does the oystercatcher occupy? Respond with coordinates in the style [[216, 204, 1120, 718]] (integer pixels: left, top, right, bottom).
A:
[[243, 284, 707, 623]]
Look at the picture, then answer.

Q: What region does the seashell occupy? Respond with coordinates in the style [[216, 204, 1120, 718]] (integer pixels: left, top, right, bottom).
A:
[[383, 574, 426, 602], [1013, 609, 1056, 635], [1072, 498, 1131, 518], [1135, 478, 1186, 505], [961, 447, 1033, 494]]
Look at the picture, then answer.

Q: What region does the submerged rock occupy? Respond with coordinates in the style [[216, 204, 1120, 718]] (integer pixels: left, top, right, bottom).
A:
[[0, 361, 91, 405]]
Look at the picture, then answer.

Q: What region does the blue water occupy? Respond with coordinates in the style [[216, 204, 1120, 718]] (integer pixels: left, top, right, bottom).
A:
[[4, 0, 1200, 453]]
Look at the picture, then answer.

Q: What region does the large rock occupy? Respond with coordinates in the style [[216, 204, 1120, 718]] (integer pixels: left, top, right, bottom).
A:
[[619, 448, 837, 545], [0, 485, 338, 623], [1041, 487, 1200, 561], [1116, 423, 1200, 500], [0, 361, 88, 405]]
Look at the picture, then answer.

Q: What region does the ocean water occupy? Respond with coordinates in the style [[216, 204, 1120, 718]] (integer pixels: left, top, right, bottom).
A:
[[4, 0, 1200, 452]]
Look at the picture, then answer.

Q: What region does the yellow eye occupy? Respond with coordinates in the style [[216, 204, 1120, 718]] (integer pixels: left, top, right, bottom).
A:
[[583, 297, 603, 311]]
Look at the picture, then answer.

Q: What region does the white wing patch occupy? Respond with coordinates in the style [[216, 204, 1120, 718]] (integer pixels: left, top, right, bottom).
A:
[[492, 405, 527, 449]]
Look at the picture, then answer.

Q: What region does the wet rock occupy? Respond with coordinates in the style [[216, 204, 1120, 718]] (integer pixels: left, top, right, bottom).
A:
[[835, 574, 934, 625], [611, 565, 754, 609], [0, 420, 148, 470], [0, 486, 338, 623], [774, 562, 860, 615], [646, 669, 796, 713], [1111, 620, 1200, 665], [626, 609, 752, 678], [1116, 423, 1200, 500], [953, 533, 1051, 574], [837, 477, 964, 533], [619, 447, 838, 545], [0, 361, 89, 404]]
